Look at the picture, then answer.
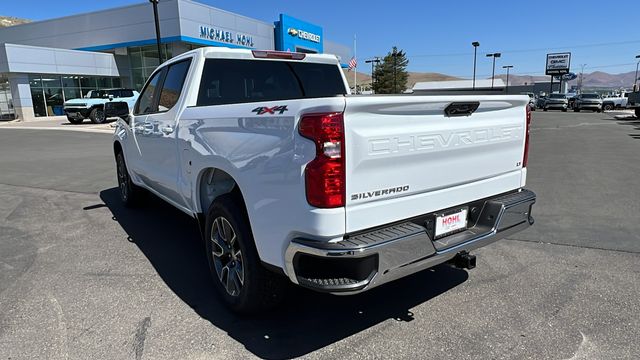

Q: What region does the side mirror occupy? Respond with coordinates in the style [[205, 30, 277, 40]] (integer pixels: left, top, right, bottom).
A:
[[104, 101, 131, 124]]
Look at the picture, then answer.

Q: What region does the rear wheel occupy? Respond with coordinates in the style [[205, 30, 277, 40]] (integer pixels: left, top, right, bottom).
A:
[[66, 116, 83, 124], [574, 107, 580, 112], [205, 194, 286, 313], [543, 108, 548, 112], [562, 108, 567, 112], [89, 107, 106, 124], [635, 107, 640, 118]]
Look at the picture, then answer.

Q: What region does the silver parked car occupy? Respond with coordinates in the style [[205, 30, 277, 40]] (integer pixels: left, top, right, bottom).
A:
[[543, 93, 568, 112], [573, 93, 602, 112]]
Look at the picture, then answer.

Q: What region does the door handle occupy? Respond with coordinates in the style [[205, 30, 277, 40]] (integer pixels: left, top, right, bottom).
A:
[[142, 122, 154, 135], [160, 125, 174, 135], [133, 123, 145, 133]]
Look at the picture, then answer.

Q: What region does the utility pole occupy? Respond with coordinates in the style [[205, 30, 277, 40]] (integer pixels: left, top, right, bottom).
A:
[[502, 65, 513, 94], [472, 42, 480, 90], [486, 52, 501, 89], [149, 0, 163, 64], [579, 63, 587, 93], [634, 55, 640, 92]]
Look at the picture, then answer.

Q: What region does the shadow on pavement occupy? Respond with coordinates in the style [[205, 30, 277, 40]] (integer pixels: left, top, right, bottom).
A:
[[99, 187, 468, 359]]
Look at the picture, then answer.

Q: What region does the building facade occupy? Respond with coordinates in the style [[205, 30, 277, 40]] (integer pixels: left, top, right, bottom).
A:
[[0, 0, 351, 120]]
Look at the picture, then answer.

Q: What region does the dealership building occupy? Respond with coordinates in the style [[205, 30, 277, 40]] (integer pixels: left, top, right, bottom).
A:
[[0, 0, 351, 120]]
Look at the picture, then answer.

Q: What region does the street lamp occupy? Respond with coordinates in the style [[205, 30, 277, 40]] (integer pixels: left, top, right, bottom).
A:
[[502, 65, 513, 94], [365, 57, 381, 93], [149, 0, 163, 64], [486, 52, 501, 89], [472, 42, 480, 90]]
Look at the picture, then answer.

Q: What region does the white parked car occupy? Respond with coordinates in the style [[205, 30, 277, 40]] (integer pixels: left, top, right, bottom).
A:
[[109, 47, 536, 313], [63, 88, 138, 124]]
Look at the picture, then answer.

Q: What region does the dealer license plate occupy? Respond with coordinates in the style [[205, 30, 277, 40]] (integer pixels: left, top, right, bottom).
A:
[[435, 207, 468, 238]]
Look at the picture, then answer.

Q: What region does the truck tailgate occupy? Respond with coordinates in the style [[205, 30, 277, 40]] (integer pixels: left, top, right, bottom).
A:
[[344, 95, 529, 232]]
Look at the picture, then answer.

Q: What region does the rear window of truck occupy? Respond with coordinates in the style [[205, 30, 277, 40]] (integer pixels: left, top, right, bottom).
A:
[[196, 59, 346, 106]]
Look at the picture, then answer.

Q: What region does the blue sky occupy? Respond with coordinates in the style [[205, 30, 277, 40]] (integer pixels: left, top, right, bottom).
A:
[[4, 0, 640, 77]]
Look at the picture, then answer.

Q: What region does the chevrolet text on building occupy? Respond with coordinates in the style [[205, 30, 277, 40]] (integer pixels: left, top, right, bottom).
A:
[[288, 27, 321, 43], [108, 47, 536, 313], [199, 26, 255, 47]]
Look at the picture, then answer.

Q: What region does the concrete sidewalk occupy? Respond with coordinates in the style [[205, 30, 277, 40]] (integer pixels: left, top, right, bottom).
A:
[[0, 117, 115, 134]]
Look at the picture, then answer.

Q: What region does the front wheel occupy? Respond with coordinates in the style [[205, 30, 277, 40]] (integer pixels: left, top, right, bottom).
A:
[[562, 108, 567, 112], [543, 108, 548, 112], [635, 107, 640, 118], [603, 103, 614, 111], [67, 116, 83, 124], [89, 107, 106, 124], [205, 194, 286, 313]]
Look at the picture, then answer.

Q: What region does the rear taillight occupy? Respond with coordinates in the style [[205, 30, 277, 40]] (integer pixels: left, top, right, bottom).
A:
[[298, 112, 345, 208], [523, 105, 532, 167]]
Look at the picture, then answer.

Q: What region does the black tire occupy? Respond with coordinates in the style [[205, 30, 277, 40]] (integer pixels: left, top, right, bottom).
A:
[[635, 107, 640, 118], [115, 151, 143, 207], [603, 103, 614, 111], [562, 108, 567, 112], [543, 108, 548, 112], [204, 193, 286, 313], [67, 116, 83, 124], [574, 108, 580, 112], [89, 107, 106, 124]]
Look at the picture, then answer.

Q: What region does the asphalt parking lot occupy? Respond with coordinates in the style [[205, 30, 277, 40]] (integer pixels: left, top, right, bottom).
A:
[[1, 111, 639, 359]]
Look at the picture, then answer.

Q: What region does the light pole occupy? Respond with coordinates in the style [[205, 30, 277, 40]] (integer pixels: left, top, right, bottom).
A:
[[472, 42, 480, 90], [365, 57, 381, 93], [634, 55, 640, 91], [392, 48, 398, 94], [149, 0, 163, 64], [486, 52, 501, 89], [502, 65, 513, 94]]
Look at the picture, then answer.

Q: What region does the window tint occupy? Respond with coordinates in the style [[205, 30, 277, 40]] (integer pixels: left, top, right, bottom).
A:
[[121, 89, 134, 97], [197, 59, 346, 107], [135, 70, 163, 115], [158, 59, 191, 112]]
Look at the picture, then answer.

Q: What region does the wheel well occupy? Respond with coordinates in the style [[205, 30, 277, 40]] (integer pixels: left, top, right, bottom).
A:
[[198, 168, 245, 215], [113, 141, 122, 157]]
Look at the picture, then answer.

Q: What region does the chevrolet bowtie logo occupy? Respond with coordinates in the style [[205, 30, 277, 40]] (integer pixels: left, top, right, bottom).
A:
[[287, 28, 298, 36]]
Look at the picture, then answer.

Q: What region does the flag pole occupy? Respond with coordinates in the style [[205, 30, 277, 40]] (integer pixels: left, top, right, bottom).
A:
[[354, 34, 357, 94]]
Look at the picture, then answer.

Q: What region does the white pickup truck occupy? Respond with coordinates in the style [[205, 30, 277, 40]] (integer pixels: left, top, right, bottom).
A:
[[108, 47, 536, 313]]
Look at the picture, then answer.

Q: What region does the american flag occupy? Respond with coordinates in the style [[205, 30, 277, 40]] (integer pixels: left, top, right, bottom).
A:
[[348, 57, 357, 71]]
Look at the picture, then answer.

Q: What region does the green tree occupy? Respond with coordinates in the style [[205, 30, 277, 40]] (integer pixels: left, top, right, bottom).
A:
[[373, 47, 409, 94]]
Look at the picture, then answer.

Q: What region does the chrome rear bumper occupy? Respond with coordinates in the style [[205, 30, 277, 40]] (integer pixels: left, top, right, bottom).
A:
[[284, 189, 536, 294]]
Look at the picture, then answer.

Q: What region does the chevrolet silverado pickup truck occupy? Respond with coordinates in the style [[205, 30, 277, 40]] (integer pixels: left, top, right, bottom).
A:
[[108, 47, 536, 313], [63, 88, 138, 124]]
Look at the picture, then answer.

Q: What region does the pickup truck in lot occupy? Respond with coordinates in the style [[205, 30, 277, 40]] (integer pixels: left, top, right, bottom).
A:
[[108, 47, 536, 313]]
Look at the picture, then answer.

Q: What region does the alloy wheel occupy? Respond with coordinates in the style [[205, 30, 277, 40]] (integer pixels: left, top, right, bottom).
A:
[[116, 155, 128, 201], [210, 217, 244, 296]]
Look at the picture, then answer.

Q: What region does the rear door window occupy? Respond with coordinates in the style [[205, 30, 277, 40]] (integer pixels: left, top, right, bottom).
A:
[[158, 59, 192, 112], [197, 59, 345, 107]]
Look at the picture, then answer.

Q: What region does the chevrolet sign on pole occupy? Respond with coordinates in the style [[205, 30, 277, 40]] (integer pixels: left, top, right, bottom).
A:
[[546, 52, 571, 75]]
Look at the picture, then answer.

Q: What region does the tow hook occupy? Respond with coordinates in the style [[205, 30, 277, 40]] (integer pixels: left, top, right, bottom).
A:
[[449, 251, 476, 270]]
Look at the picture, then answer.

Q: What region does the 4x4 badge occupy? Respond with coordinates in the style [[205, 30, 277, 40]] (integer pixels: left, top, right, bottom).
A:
[[252, 105, 288, 115]]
